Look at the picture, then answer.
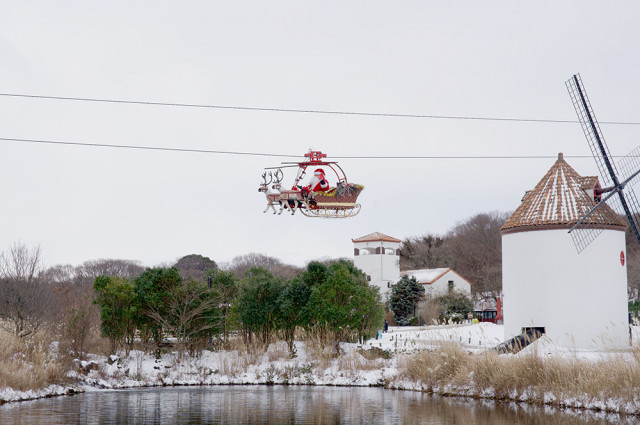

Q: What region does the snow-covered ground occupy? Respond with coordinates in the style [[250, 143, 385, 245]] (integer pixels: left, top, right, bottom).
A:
[[2, 323, 640, 415], [365, 322, 505, 353]]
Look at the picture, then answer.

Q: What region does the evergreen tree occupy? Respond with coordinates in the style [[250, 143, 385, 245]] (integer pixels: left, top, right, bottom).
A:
[[435, 291, 474, 321], [278, 276, 312, 352], [234, 267, 284, 345], [308, 260, 383, 346], [204, 269, 238, 344], [93, 275, 138, 353], [389, 276, 425, 325], [133, 267, 182, 344]]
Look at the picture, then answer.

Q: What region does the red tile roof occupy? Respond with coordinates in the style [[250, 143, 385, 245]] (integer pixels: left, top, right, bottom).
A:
[[352, 232, 401, 243]]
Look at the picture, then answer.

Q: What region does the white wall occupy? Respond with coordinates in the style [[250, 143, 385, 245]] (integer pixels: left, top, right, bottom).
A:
[[426, 270, 472, 298], [502, 229, 629, 349], [353, 240, 400, 300]]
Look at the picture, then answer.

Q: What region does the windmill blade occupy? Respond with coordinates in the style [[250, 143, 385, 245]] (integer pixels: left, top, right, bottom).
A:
[[570, 186, 640, 252], [616, 145, 640, 189], [565, 74, 640, 251], [568, 185, 621, 253], [595, 186, 640, 247], [570, 225, 604, 253], [566, 74, 619, 187]]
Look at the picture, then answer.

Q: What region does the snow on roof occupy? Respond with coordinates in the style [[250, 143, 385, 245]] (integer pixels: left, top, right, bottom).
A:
[[352, 232, 401, 243], [501, 153, 626, 233], [401, 268, 450, 284]]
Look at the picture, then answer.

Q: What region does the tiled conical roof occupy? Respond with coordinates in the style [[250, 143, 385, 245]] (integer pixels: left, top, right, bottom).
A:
[[501, 153, 626, 234]]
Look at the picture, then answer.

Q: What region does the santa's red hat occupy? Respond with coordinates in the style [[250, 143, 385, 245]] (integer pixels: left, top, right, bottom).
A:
[[314, 168, 325, 176]]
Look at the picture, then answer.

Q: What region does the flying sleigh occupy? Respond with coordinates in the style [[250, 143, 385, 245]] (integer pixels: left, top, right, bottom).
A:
[[258, 150, 364, 218]]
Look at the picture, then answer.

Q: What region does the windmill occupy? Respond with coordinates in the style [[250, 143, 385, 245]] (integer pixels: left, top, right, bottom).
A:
[[566, 74, 640, 252]]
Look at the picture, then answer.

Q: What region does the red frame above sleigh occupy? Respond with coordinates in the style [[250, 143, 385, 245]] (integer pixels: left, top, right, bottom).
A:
[[278, 150, 349, 188]]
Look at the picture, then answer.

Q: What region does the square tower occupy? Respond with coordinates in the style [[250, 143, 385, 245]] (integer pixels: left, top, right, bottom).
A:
[[352, 232, 401, 300]]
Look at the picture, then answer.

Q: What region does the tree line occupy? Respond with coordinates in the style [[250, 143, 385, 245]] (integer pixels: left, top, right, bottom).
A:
[[93, 259, 384, 357], [0, 243, 384, 359]]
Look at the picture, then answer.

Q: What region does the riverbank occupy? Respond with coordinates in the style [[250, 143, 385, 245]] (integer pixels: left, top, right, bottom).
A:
[[2, 323, 640, 416]]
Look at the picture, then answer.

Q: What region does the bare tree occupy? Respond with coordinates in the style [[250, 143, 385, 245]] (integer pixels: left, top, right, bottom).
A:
[[399, 211, 509, 294], [417, 299, 441, 325], [446, 211, 509, 294], [42, 259, 144, 290], [400, 235, 452, 271], [0, 242, 43, 283], [0, 242, 57, 338], [146, 280, 221, 360], [63, 296, 97, 359], [76, 259, 144, 283], [41, 264, 76, 285], [226, 253, 299, 279]]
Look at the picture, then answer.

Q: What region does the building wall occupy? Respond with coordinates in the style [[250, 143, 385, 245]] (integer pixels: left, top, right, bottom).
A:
[[426, 271, 472, 298], [353, 240, 400, 299], [502, 228, 629, 349]]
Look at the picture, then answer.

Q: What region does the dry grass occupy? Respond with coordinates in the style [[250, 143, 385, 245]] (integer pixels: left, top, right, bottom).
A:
[[399, 342, 469, 388], [398, 343, 640, 411], [215, 337, 268, 377], [0, 328, 72, 391], [469, 349, 640, 408], [266, 341, 289, 362], [304, 337, 336, 371], [337, 351, 383, 379], [218, 352, 242, 377], [357, 346, 392, 360]]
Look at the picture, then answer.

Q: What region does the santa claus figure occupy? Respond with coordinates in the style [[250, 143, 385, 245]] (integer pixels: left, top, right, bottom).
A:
[[307, 168, 330, 192]]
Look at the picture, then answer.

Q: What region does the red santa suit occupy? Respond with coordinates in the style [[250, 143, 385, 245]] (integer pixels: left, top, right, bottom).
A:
[[307, 169, 330, 192]]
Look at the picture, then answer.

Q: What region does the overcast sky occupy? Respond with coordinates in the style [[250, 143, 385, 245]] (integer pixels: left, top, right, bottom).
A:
[[1, 2, 639, 269]]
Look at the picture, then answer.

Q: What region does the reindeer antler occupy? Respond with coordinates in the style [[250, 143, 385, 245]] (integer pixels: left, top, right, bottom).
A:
[[261, 171, 273, 185], [273, 168, 284, 184]]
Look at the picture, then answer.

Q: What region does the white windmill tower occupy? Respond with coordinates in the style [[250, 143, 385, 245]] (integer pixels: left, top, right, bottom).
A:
[[501, 153, 629, 349], [501, 74, 640, 350]]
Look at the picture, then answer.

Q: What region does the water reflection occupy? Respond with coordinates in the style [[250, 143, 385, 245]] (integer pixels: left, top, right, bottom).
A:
[[0, 386, 636, 425]]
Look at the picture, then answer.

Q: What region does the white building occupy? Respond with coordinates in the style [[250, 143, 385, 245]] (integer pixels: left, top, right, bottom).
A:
[[352, 232, 400, 299], [501, 153, 629, 349], [401, 268, 472, 298]]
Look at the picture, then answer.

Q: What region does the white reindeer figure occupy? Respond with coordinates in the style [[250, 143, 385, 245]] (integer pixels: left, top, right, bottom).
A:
[[258, 171, 281, 214], [258, 169, 307, 216], [271, 169, 310, 215]]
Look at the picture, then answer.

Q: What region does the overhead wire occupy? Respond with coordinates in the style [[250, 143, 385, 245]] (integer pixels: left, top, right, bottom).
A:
[[0, 136, 631, 160], [1, 92, 639, 125], [0, 137, 298, 158], [1, 91, 639, 159]]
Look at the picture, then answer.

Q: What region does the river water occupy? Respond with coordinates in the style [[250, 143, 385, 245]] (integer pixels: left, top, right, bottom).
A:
[[0, 386, 636, 425]]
